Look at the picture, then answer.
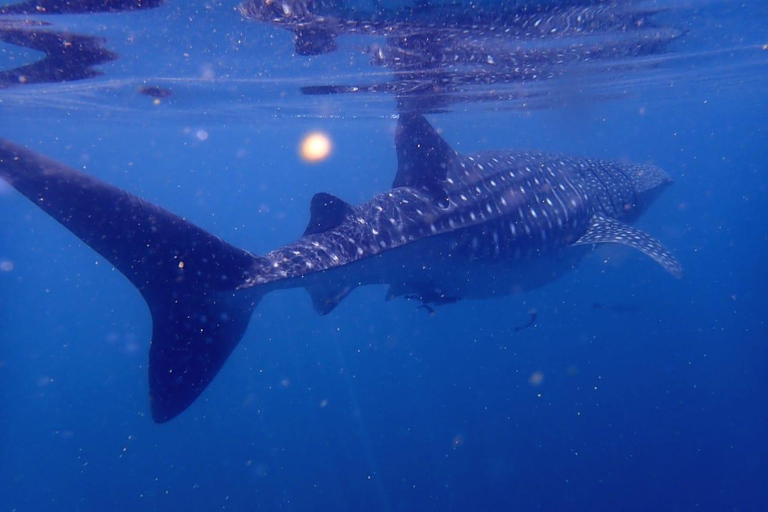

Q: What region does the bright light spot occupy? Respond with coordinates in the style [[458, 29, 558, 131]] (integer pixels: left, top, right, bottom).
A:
[[196, 130, 209, 142], [300, 131, 332, 163], [0, 260, 13, 272], [529, 371, 544, 386]]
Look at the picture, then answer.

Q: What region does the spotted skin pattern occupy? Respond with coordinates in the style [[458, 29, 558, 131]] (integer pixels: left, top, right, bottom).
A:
[[0, 114, 680, 422], [573, 214, 683, 278], [246, 145, 679, 294]]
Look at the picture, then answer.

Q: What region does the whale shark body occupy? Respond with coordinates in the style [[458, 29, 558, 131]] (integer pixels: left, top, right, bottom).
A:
[[0, 115, 680, 422]]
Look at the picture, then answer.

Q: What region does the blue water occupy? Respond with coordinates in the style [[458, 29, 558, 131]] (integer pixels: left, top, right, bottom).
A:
[[1, 1, 767, 511]]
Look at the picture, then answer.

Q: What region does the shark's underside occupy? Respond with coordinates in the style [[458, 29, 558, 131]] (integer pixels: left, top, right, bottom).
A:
[[0, 115, 680, 422]]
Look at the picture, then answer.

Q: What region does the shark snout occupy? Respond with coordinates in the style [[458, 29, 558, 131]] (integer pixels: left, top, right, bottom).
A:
[[633, 164, 672, 194]]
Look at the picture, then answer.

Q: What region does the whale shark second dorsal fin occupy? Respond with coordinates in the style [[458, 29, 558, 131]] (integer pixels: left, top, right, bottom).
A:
[[393, 114, 457, 194], [306, 283, 355, 315], [303, 192, 354, 236], [573, 214, 683, 278]]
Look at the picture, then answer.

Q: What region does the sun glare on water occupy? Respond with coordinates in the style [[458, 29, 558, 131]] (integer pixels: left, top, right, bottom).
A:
[[300, 131, 332, 162]]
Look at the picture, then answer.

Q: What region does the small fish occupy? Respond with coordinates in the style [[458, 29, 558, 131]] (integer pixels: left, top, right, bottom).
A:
[[416, 304, 436, 316], [138, 85, 174, 99], [514, 310, 538, 332]]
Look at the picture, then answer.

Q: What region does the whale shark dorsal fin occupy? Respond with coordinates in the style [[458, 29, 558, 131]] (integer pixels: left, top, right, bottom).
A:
[[394, 114, 458, 193], [303, 192, 354, 236], [573, 214, 683, 278]]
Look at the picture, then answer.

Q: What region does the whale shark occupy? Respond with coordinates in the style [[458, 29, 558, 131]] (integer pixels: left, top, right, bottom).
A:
[[0, 115, 680, 422], [240, 0, 682, 111]]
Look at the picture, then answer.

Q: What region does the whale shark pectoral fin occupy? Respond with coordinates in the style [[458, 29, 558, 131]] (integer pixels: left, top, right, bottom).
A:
[[573, 214, 683, 278], [393, 114, 457, 193], [303, 192, 354, 236], [306, 283, 355, 315]]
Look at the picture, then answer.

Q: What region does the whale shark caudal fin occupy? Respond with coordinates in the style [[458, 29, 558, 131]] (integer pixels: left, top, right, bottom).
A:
[[573, 214, 683, 278], [0, 139, 266, 423]]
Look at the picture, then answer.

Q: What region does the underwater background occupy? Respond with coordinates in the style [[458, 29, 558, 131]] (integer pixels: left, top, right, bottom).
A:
[[0, 1, 766, 511]]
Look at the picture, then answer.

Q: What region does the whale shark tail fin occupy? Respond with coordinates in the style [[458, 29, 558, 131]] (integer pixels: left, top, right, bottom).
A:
[[0, 139, 266, 423]]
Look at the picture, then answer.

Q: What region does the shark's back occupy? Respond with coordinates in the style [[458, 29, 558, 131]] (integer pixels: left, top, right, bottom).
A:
[[258, 117, 679, 292], [393, 148, 671, 266], [447, 149, 671, 222]]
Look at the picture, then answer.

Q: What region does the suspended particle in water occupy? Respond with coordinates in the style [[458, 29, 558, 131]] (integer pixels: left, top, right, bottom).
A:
[[529, 371, 544, 386], [300, 131, 332, 163]]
